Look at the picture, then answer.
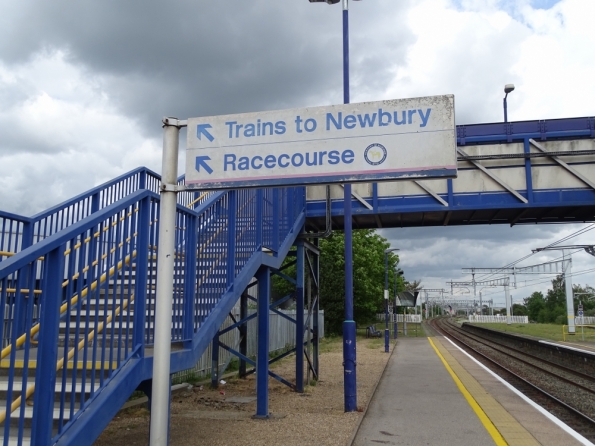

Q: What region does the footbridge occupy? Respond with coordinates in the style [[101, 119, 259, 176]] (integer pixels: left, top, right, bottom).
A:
[[307, 116, 595, 229], [0, 115, 594, 445]]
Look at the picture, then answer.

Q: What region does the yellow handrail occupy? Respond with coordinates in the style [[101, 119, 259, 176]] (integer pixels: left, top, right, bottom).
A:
[[0, 250, 137, 361], [186, 192, 210, 209], [0, 294, 134, 424]]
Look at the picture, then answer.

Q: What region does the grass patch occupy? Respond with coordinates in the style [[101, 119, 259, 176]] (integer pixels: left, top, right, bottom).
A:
[[365, 338, 384, 349], [470, 322, 568, 341]]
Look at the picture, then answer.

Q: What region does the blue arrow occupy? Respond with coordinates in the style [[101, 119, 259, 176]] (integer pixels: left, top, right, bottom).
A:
[[195, 156, 213, 175], [196, 124, 214, 142]]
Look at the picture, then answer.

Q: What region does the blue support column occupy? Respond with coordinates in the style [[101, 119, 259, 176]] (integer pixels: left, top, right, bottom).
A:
[[31, 246, 65, 446], [296, 239, 305, 392], [239, 292, 248, 378], [447, 179, 454, 205], [372, 183, 379, 212], [211, 334, 220, 388], [273, 189, 280, 252], [342, 3, 357, 413], [313, 238, 320, 379], [523, 139, 534, 203], [183, 212, 198, 343], [226, 190, 237, 290], [133, 197, 150, 350], [254, 266, 271, 419], [256, 189, 263, 250]]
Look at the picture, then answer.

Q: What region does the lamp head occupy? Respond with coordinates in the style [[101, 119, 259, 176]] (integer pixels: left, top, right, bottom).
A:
[[504, 84, 515, 94]]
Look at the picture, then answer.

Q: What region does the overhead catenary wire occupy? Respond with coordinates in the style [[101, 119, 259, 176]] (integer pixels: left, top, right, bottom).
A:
[[473, 224, 595, 282], [479, 267, 595, 299]]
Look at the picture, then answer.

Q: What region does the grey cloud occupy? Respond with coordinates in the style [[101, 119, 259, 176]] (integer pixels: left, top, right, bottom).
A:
[[0, 1, 412, 138]]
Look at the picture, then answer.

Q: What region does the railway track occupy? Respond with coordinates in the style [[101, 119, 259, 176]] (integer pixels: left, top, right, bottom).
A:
[[429, 317, 595, 443]]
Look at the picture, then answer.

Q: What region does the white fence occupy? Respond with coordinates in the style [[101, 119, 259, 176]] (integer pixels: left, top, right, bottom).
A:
[[175, 309, 324, 381], [576, 317, 595, 325], [468, 315, 528, 323], [377, 314, 422, 323]]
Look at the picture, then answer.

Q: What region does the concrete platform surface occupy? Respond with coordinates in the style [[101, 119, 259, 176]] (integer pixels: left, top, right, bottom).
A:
[[351, 336, 588, 446]]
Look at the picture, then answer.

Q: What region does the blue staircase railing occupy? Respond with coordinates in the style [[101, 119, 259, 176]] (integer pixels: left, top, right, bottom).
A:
[[0, 181, 306, 446], [0, 167, 211, 264]]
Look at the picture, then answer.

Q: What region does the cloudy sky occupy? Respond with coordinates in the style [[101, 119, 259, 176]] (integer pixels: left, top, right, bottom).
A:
[[1, 0, 594, 306]]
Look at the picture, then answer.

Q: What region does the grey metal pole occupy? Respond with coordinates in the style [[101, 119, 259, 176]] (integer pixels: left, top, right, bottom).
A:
[[563, 250, 576, 334], [384, 252, 389, 352], [150, 117, 182, 445], [505, 281, 511, 325]]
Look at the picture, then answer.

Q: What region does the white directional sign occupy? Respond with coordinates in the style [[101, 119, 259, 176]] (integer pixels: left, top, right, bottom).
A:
[[185, 95, 456, 189]]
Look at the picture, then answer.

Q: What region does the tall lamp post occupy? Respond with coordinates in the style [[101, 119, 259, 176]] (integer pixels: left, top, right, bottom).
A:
[[503, 84, 515, 123], [384, 248, 399, 352], [308, 0, 362, 413], [393, 268, 403, 339]]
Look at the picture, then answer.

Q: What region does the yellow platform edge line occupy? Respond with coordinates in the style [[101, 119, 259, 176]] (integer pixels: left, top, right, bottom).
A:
[[428, 337, 507, 446], [1, 360, 118, 370]]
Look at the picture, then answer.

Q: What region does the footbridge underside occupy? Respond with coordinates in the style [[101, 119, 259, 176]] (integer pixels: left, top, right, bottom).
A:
[[306, 117, 595, 230]]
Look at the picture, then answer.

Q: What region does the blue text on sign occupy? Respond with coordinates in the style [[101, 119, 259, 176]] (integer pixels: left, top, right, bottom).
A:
[[224, 149, 355, 171]]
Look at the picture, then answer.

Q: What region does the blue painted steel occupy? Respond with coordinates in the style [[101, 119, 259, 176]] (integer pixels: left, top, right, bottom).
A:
[[240, 292, 248, 377], [0, 167, 209, 263], [1, 113, 591, 444], [372, 183, 379, 212], [31, 246, 64, 446], [226, 190, 237, 291], [296, 239, 305, 393], [524, 139, 534, 204], [211, 334, 220, 388], [342, 2, 358, 414], [312, 238, 320, 378], [306, 129, 595, 225], [255, 266, 270, 418], [0, 178, 306, 445], [343, 7, 349, 106]]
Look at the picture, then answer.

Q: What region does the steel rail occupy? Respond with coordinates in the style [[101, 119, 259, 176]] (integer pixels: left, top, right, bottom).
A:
[[447, 323, 595, 394]]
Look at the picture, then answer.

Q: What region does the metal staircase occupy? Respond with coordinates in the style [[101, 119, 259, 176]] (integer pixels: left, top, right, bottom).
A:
[[0, 170, 306, 445]]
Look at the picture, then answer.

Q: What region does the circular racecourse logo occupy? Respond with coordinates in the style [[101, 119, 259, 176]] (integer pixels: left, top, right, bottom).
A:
[[364, 143, 387, 166]]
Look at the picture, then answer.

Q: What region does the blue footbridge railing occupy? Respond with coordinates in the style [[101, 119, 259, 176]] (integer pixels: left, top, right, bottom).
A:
[[0, 167, 215, 263], [0, 170, 306, 445]]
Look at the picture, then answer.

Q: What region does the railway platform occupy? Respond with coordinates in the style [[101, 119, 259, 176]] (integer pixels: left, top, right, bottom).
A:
[[351, 336, 590, 446]]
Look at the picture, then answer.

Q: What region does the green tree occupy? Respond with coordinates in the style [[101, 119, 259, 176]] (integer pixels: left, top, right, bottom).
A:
[[542, 275, 567, 323], [511, 303, 528, 316], [523, 291, 545, 322], [319, 230, 402, 335]]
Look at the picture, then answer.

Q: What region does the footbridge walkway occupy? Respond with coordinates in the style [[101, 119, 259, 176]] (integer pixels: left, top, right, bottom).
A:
[[0, 115, 594, 445]]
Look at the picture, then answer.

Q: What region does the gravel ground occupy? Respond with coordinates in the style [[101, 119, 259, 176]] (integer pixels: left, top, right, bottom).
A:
[[93, 337, 391, 446]]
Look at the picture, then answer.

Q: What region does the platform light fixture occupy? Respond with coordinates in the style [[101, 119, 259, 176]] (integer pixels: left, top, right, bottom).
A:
[[503, 83, 515, 123], [393, 268, 403, 339], [384, 248, 399, 352]]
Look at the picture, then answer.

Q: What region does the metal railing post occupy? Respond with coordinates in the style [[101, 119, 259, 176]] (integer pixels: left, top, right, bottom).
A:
[[31, 246, 65, 446]]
